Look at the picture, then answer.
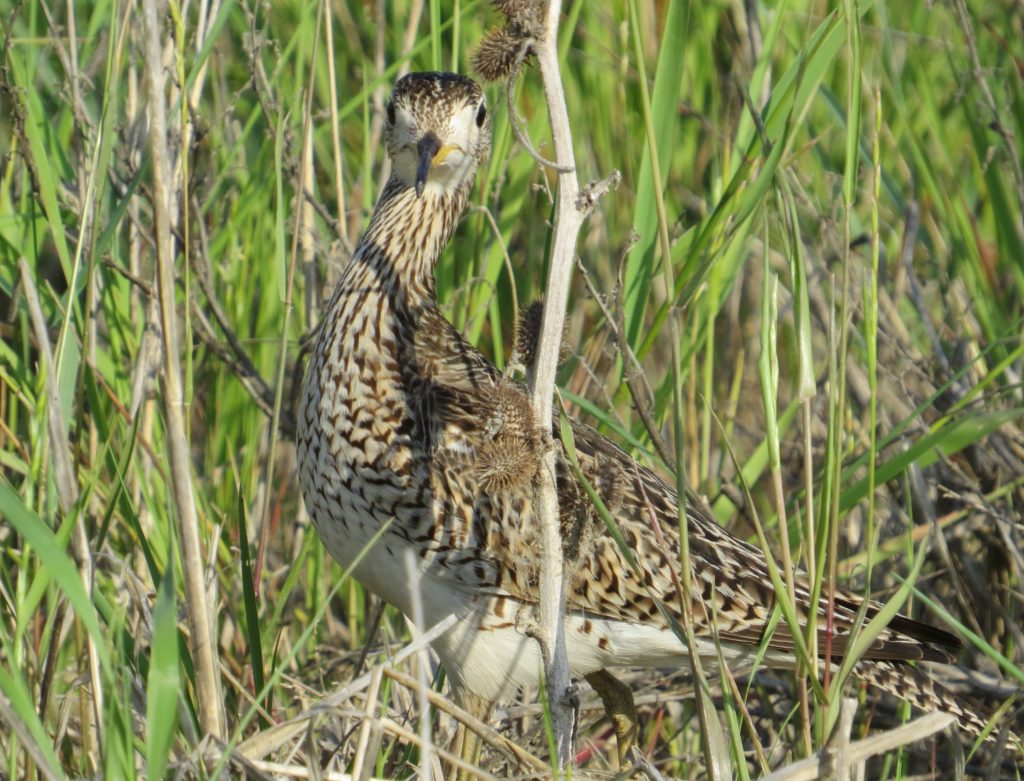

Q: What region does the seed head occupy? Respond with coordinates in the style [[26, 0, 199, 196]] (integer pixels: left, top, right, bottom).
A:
[[512, 299, 569, 374], [471, 0, 544, 82], [475, 381, 544, 493]]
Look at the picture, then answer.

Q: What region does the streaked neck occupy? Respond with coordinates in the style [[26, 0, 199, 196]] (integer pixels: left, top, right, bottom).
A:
[[348, 176, 473, 308]]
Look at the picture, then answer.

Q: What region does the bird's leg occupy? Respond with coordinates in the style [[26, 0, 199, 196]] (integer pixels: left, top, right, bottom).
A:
[[585, 668, 639, 770], [450, 690, 494, 781]]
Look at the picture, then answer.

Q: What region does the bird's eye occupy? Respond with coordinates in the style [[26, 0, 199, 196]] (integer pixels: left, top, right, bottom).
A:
[[475, 102, 487, 128], [386, 101, 396, 125]]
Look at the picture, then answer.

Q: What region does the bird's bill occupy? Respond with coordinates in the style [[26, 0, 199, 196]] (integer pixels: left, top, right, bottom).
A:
[[415, 133, 459, 197]]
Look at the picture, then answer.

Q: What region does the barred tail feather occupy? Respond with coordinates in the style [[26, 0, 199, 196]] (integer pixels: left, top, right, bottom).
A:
[[852, 660, 1021, 754]]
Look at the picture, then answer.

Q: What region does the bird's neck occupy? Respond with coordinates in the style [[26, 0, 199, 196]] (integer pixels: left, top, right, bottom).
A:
[[349, 176, 473, 310]]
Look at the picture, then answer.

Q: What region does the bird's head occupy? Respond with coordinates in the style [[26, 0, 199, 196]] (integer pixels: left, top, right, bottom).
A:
[[384, 72, 490, 198]]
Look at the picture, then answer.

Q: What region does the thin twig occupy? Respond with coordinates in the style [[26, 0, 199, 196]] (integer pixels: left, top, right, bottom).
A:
[[629, 747, 668, 781], [575, 247, 675, 469], [504, 47, 574, 174], [190, 301, 295, 434]]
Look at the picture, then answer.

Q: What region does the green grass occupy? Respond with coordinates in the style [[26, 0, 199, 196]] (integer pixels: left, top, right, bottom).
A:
[[1, 0, 1022, 777]]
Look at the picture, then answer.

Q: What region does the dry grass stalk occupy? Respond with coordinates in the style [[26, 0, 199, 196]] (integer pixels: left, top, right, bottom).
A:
[[760, 710, 957, 781], [140, 0, 225, 741], [20, 260, 106, 765]]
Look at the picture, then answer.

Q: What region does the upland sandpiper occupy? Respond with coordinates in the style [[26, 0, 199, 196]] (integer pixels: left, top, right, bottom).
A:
[[297, 71, 1013, 770]]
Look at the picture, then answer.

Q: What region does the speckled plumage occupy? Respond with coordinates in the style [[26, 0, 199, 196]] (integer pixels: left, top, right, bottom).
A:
[[297, 72, 1011, 749]]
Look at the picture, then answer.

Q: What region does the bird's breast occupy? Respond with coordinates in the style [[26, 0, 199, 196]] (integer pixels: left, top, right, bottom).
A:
[[297, 288, 432, 567]]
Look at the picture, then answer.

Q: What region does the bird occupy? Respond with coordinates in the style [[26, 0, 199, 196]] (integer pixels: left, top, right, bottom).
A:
[[296, 71, 1016, 772]]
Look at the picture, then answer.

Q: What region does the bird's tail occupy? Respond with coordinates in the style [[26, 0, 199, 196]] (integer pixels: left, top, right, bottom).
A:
[[851, 659, 1021, 754]]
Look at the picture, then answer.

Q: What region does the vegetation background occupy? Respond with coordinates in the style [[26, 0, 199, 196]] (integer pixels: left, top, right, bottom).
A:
[[1, 0, 1022, 778]]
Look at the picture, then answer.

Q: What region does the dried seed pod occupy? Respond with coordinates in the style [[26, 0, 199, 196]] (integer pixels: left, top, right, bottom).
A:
[[493, 0, 544, 34], [473, 27, 525, 83], [475, 381, 544, 493], [512, 299, 569, 374], [472, 0, 545, 82]]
